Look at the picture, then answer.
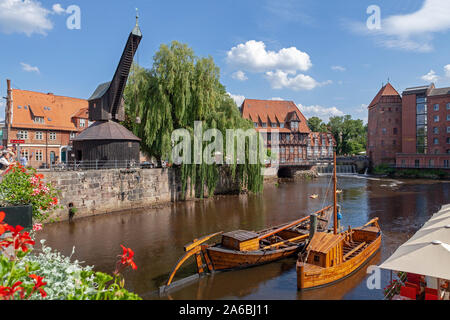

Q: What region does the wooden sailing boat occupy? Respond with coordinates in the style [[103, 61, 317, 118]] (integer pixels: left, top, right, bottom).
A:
[[164, 205, 334, 290], [296, 152, 382, 290]]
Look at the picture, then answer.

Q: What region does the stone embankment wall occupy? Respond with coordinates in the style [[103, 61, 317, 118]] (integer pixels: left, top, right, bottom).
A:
[[41, 167, 240, 222]]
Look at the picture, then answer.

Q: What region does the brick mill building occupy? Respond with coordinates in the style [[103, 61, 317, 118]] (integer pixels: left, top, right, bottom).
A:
[[367, 82, 450, 168], [241, 99, 335, 164], [4, 79, 90, 168]]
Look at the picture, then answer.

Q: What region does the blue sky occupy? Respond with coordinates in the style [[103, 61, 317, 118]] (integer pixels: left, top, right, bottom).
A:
[[1, 0, 450, 123]]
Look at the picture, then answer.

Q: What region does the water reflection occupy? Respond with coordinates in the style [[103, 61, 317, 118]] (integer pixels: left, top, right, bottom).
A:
[[36, 176, 450, 300]]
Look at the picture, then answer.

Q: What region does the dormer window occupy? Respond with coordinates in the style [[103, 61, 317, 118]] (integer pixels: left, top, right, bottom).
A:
[[280, 122, 285, 128], [34, 116, 44, 124], [271, 123, 277, 128], [262, 122, 267, 128], [80, 119, 86, 128], [254, 122, 258, 128], [291, 121, 299, 130]]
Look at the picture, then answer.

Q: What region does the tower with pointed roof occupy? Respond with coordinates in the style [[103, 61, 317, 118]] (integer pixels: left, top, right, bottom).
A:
[[367, 82, 402, 166]]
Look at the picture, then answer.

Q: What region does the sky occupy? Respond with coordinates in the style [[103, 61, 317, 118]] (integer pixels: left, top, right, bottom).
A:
[[1, 0, 450, 124]]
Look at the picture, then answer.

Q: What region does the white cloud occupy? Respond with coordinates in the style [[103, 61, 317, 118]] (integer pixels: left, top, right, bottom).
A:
[[445, 65, 450, 78], [227, 93, 245, 107], [226, 40, 312, 73], [347, 0, 450, 52], [331, 65, 346, 72], [231, 70, 248, 81], [296, 103, 344, 122], [421, 70, 439, 83], [21, 62, 40, 73], [356, 104, 368, 113], [270, 97, 285, 101], [0, 0, 53, 36], [265, 70, 331, 91], [52, 3, 65, 15]]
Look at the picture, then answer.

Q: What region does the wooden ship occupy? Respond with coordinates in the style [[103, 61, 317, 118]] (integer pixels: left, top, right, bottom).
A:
[[163, 205, 333, 291], [72, 14, 142, 165], [296, 153, 382, 290]]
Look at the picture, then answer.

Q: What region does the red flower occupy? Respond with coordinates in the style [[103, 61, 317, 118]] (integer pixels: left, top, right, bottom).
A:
[[0, 211, 6, 236], [0, 225, 35, 252], [51, 197, 58, 205], [0, 281, 25, 300], [29, 274, 47, 298], [119, 245, 137, 270]]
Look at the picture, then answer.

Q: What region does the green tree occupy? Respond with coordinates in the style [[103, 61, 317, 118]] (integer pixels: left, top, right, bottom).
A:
[[327, 115, 366, 155], [123, 41, 263, 198], [307, 116, 328, 133]]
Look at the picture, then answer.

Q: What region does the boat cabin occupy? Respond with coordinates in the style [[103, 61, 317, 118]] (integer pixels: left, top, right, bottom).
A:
[[306, 232, 344, 268], [221, 230, 260, 252]]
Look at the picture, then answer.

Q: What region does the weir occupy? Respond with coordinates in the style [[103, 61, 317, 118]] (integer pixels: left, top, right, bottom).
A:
[[316, 165, 356, 174]]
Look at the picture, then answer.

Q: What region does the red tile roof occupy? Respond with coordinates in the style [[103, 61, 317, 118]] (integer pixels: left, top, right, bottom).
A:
[[11, 89, 88, 132], [368, 83, 400, 108], [241, 99, 311, 133]]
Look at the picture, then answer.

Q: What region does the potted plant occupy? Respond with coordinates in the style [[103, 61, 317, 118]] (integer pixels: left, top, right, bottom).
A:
[[0, 163, 61, 227]]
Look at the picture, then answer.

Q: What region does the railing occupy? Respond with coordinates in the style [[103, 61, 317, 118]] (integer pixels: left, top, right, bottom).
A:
[[38, 160, 156, 171], [392, 164, 450, 170], [383, 272, 407, 300]]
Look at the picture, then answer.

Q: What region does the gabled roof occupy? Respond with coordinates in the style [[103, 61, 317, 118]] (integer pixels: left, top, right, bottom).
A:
[[241, 99, 311, 133], [72, 120, 140, 141], [11, 89, 88, 132], [368, 83, 400, 108], [88, 82, 111, 101], [429, 86, 450, 97]]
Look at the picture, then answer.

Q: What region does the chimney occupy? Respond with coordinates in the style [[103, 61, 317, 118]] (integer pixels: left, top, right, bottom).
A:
[[6, 79, 12, 143]]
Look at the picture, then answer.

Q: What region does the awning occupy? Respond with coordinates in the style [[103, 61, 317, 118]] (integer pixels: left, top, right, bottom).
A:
[[378, 205, 450, 280]]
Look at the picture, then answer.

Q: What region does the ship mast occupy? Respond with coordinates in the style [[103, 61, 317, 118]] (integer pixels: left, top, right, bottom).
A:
[[333, 151, 337, 235]]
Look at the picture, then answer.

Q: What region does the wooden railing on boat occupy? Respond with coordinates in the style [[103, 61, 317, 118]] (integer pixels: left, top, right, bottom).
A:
[[258, 205, 333, 240]]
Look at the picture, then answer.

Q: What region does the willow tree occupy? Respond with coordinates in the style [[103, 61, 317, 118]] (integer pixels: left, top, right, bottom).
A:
[[123, 41, 264, 198]]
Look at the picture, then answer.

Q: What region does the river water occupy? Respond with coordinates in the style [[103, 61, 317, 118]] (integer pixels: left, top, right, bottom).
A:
[[36, 175, 450, 300]]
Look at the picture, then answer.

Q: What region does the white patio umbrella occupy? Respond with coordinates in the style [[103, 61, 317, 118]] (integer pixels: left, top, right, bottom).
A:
[[378, 240, 450, 280], [404, 225, 450, 246]]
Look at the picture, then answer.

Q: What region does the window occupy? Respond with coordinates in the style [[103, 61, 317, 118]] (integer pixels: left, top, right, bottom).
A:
[[290, 147, 294, 153], [17, 105, 22, 109], [447, 115, 450, 121], [382, 128, 387, 134], [70, 132, 76, 140], [21, 150, 29, 160], [34, 117, 44, 124], [415, 160, 420, 168], [444, 160, 450, 168], [280, 122, 284, 128], [434, 138, 439, 145], [393, 140, 396, 145], [80, 119, 86, 128], [434, 115, 439, 122], [254, 122, 258, 128], [35, 131, 43, 140], [434, 104, 439, 111], [35, 150, 43, 161], [447, 137, 450, 144], [447, 127, 450, 133], [447, 103, 450, 110], [271, 123, 277, 128], [17, 130, 28, 140], [433, 127, 439, 134], [286, 134, 290, 142], [393, 128, 398, 135], [429, 159, 435, 167], [49, 132, 56, 140], [416, 97, 426, 103]]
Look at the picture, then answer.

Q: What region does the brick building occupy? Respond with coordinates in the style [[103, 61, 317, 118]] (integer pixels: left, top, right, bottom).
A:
[[366, 83, 402, 166], [4, 79, 89, 168], [367, 82, 450, 168], [241, 99, 335, 164]]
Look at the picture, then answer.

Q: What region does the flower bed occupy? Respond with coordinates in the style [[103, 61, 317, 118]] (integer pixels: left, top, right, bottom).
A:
[[0, 163, 61, 222], [0, 211, 141, 300]]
